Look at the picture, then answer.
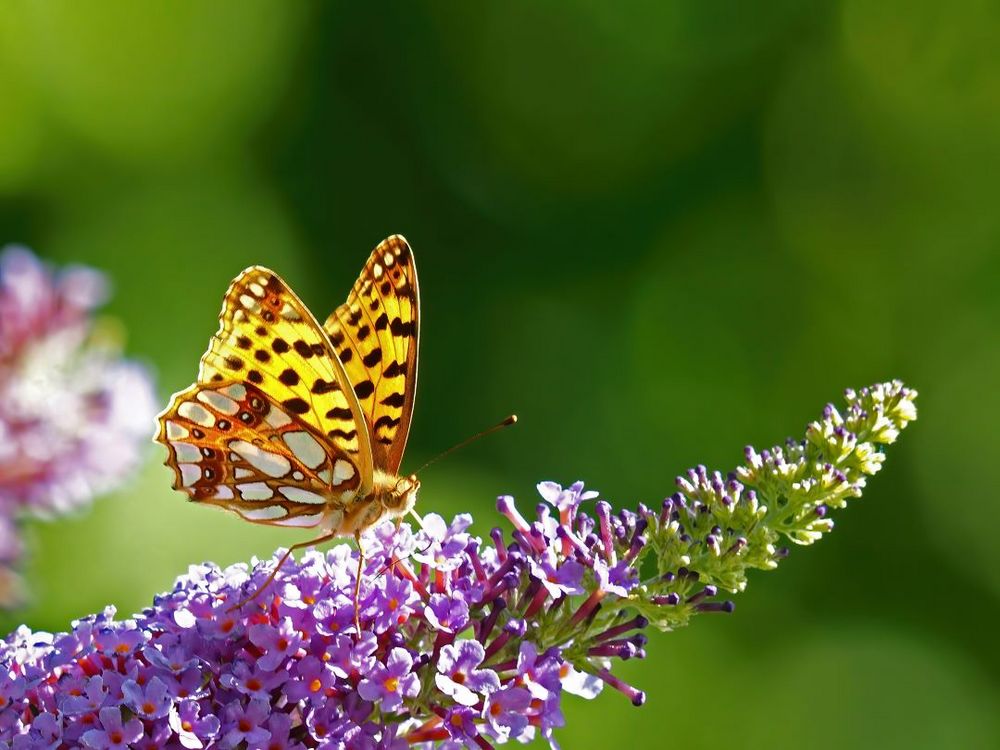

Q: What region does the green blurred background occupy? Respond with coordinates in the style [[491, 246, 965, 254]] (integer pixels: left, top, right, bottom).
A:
[[2, 2, 997, 746]]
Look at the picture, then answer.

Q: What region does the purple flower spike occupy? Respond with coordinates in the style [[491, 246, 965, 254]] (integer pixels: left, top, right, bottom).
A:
[[0, 381, 917, 749]]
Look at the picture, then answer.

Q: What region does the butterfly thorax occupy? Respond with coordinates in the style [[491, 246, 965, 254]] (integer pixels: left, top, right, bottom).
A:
[[336, 469, 418, 537]]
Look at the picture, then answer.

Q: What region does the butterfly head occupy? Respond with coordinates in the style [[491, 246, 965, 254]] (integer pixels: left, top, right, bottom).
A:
[[382, 473, 420, 517]]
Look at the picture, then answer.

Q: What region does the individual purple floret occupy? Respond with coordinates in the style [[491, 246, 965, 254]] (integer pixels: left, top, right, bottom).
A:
[[0, 246, 156, 607]]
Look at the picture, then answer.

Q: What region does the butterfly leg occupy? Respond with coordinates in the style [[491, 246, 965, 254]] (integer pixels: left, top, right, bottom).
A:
[[353, 531, 365, 636], [227, 531, 336, 613], [408, 508, 426, 532]]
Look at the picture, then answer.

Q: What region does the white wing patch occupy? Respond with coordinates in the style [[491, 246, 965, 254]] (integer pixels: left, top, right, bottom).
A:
[[173, 442, 201, 463], [278, 486, 326, 505], [230, 440, 292, 478], [283, 431, 326, 469], [237, 482, 274, 501], [179, 463, 201, 486], [333, 459, 356, 484], [197, 390, 240, 415], [178, 402, 214, 427], [240, 506, 287, 521], [274, 513, 324, 528]]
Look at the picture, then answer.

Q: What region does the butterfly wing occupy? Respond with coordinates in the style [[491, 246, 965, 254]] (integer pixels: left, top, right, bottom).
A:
[[156, 265, 374, 526], [156, 382, 363, 529], [323, 235, 419, 475]]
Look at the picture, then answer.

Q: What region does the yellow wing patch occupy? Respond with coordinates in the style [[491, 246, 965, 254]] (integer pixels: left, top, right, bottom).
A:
[[323, 235, 419, 475], [199, 265, 373, 496]]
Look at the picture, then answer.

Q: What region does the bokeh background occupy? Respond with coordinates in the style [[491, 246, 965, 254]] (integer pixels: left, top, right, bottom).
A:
[[1, 2, 998, 747]]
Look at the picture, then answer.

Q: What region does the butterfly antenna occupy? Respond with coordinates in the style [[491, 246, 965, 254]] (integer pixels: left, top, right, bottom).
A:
[[414, 414, 518, 475]]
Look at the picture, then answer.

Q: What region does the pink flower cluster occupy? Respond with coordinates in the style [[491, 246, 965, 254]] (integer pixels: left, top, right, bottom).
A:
[[0, 247, 156, 606]]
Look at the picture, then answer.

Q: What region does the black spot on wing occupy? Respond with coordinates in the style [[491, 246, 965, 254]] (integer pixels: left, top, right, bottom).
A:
[[327, 428, 358, 440], [380, 392, 405, 408], [312, 379, 338, 395], [389, 318, 414, 337], [373, 415, 401, 431], [284, 398, 310, 414]]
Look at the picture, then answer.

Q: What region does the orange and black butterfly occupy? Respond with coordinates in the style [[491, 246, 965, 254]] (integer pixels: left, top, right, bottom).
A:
[[155, 236, 421, 610]]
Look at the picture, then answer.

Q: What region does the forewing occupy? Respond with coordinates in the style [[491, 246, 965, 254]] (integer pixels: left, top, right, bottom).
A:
[[156, 381, 361, 529], [197, 265, 373, 495], [323, 235, 419, 474]]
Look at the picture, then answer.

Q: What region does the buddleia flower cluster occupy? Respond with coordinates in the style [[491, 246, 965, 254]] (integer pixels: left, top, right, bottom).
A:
[[0, 381, 916, 747], [0, 247, 156, 607]]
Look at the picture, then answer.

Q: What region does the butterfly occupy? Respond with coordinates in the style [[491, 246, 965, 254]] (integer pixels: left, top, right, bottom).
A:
[[155, 235, 421, 619]]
